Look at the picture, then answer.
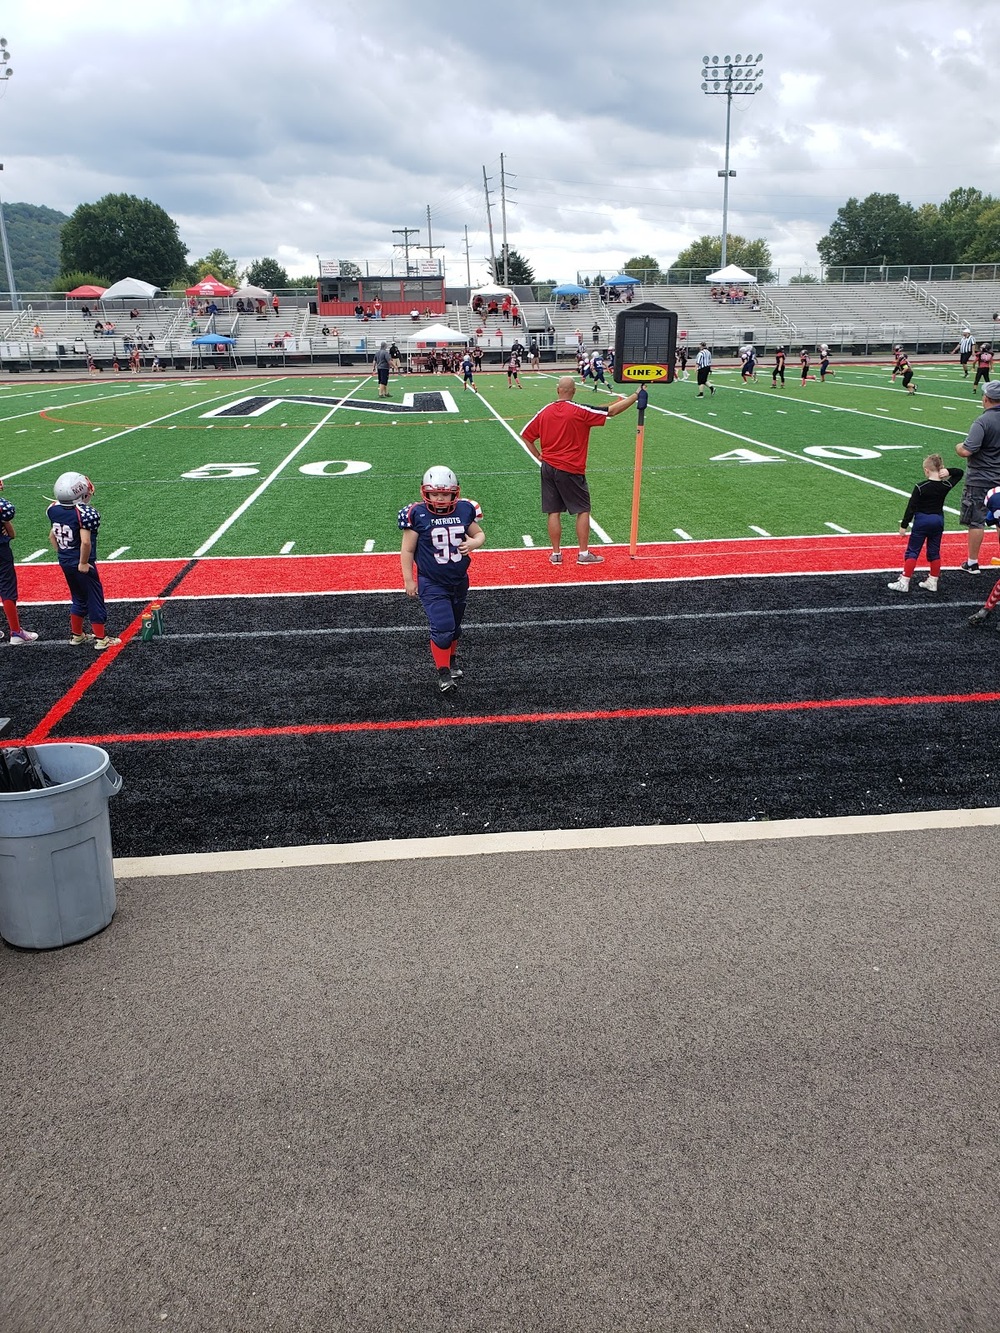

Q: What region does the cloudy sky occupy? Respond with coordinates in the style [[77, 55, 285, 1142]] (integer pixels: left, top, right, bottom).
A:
[[2, 0, 992, 284]]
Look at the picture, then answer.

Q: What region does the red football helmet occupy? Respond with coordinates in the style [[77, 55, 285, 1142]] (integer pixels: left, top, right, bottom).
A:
[[421, 466, 460, 514]]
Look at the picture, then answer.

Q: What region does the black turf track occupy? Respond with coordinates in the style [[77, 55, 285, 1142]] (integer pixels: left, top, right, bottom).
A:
[[7, 573, 1000, 856]]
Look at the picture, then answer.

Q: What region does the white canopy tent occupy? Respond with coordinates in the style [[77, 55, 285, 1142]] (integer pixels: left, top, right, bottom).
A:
[[406, 323, 468, 343], [705, 264, 756, 284], [101, 277, 160, 301], [469, 285, 516, 307]]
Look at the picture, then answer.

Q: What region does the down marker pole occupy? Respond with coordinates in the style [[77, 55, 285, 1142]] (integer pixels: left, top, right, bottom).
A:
[[612, 303, 677, 558]]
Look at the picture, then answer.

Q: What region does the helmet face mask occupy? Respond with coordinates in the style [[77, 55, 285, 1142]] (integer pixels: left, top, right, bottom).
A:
[[421, 465, 460, 514], [53, 472, 95, 506]]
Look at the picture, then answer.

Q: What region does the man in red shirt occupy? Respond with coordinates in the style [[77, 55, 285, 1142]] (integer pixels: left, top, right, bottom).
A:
[[520, 375, 639, 565]]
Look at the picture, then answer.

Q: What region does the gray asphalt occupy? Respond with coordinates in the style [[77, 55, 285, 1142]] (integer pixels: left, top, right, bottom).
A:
[[2, 826, 999, 1332]]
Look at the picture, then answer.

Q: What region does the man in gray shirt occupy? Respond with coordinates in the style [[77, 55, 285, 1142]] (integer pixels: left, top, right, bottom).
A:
[[956, 380, 1000, 572], [373, 341, 391, 398]]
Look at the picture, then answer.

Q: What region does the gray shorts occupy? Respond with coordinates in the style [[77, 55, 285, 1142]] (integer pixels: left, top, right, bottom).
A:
[[960, 481, 996, 528], [541, 462, 591, 514]]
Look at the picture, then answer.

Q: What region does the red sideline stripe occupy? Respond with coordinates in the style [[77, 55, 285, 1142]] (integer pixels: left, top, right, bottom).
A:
[[14, 534, 980, 604], [22, 688, 1000, 748], [24, 603, 160, 744]]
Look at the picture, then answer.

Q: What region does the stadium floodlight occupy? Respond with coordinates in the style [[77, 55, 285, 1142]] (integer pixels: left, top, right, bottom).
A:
[[700, 52, 764, 271], [0, 37, 16, 309]]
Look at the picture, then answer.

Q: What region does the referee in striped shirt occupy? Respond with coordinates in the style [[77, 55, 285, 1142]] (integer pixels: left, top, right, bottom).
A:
[[954, 329, 974, 377], [695, 343, 714, 397]]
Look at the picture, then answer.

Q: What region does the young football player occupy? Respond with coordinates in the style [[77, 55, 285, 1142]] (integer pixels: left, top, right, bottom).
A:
[[887, 454, 964, 593], [46, 471, 121, 650], [0, 479, 39, 644], [399, 466, 485, 692]]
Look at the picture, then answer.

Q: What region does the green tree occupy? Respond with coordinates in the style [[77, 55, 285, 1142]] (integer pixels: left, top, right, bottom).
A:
[[51, 269, 111, 293], [939, 187, 997, 260], [188, 248, 241, 286], [955, 202, 1000, 264], [788, 273, 820, 284], [623, 254, 662, 283], [816, 193, 925, 269], [489, 248, 535, 284], [244, 257, 290, 289], [59, 193, 188, 288], [667, 236, 775, 283]]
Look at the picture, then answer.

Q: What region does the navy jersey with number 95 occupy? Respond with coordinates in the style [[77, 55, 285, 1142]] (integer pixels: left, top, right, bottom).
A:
[[398, 498, 483, 586]]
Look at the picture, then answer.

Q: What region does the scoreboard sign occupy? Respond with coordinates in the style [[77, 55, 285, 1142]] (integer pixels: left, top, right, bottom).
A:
[[613, 303, 677, 384]]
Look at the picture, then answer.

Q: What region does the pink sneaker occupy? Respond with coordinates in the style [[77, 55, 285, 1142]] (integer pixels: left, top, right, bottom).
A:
[[9, 629, 39, 644]]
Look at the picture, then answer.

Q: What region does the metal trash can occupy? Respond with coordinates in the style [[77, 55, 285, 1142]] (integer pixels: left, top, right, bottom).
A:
[[0, 744, 122, 949]]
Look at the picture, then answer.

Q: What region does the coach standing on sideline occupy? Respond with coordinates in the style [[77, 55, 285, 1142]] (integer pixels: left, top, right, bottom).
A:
[[956, 380, 1000, 573], [520, 375, 639, 566]]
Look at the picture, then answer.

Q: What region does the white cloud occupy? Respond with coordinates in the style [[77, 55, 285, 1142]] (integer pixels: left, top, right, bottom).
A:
[[1, 0, 997, 282]]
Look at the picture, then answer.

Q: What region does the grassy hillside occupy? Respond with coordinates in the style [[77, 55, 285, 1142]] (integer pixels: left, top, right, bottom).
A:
[[0, 201, 68, 293]]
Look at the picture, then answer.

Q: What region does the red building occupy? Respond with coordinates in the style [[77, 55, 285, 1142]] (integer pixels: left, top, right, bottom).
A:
[[316, 274, 445, 319]]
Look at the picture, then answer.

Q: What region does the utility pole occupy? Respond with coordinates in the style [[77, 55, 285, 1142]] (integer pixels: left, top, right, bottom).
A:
[[413, 205, 445, 277], [482, 166, 497, 282], [463, 225, 472, 289], [392, 226, 419, 276], [499, 153, 518, 286]]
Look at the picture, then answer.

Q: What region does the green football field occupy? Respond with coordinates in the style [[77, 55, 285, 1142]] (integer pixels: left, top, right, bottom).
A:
[[0, 361, 982, 562]]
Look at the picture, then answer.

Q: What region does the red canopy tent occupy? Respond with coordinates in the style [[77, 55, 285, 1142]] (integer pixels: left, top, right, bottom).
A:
[[185, 275, 236, 297], [66, 284, 107, 298]]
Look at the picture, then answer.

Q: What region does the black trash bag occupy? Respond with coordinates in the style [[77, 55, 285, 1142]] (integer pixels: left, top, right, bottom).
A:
[[0, 747, 56, 793]]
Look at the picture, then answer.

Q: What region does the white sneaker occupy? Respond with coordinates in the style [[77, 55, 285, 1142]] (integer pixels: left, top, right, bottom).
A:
[[918, 576, 938, 591], [9, 629, 39, 644], [887, 577, 910, 592]]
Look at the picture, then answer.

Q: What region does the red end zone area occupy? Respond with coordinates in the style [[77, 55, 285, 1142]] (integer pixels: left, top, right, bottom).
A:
[[13, 531, 974, 603]]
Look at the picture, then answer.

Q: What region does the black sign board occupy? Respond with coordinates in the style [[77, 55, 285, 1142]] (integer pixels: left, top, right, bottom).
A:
[[613, 303, 677, 384]]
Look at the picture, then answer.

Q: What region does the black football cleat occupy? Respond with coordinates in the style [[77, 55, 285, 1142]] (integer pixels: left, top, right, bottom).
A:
[[968, 609, 991, 628], [449, 665, 464, 680], [438, 668, 456, 692]]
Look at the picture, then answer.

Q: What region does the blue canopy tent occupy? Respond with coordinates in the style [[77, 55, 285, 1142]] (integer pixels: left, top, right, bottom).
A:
[[607, 274, 640, 286], [552, 283, 588, 296], [192, 333, 234, 345]]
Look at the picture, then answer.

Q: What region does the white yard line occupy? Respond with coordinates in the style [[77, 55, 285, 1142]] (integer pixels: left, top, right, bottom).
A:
[[644, 401, 960, 512], [191, 378, 371, 557]]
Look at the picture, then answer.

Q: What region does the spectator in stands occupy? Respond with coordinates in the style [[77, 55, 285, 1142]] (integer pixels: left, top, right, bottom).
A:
[[487, 299, 499, 317], [151, 356, 162, 372], [93, 320, 105, 335], [355, 303, 365, 320], [575, 329, 584, 348], [272, 294, 280, 317], [372, 297, 382, 319], [472, 295, 484, 314], [80, 305, 91, 318], [592, 322, 601, 345], [31, 324, 43, 338], [511, 303, 521, 326], [129, 307, 140, 319], [501, 296, 511, 320], [472, 344, 483, 372], [103, 321, 116, 335], [236, 299, 246, 314], [207, 301, 219, 316], [410, 309, 420, 321], [558, 298, 569, 310]]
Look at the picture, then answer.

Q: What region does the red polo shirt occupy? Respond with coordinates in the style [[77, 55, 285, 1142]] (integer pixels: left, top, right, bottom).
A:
[[520, 399, 608, 473]]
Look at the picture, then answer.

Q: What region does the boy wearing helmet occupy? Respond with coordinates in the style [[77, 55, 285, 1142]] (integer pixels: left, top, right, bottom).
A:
[[0, 479, 39, 644], [399, 466, 485, 692], [47, 472, 121, 650]]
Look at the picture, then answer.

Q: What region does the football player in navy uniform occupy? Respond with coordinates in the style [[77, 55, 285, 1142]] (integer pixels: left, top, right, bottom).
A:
[[399, 466, 485, 692], [46, 471, 121, 650], [460, 349, 477, 393], [0, 479, 39, 644]]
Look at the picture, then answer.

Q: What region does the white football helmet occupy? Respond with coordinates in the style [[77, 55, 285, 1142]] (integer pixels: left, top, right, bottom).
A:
[[421, 466, 460, 514], [53, 471, 95, 505]]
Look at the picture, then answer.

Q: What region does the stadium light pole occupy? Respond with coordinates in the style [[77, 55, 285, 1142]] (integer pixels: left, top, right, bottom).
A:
[[0, 38, 17, 312], [700, 53, 763, 272]]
